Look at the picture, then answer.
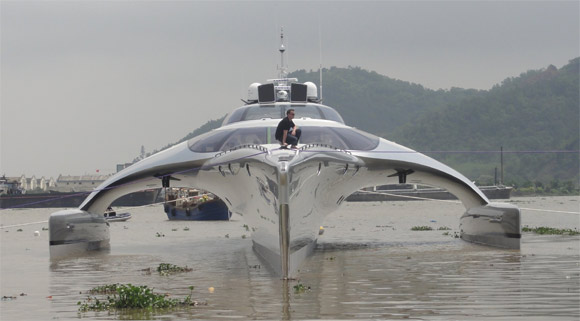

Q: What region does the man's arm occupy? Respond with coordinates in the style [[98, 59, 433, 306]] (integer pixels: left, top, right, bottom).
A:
[[282, 130, 288, 146]]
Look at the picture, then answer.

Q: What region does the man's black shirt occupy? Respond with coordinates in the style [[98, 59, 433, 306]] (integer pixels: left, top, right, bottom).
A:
[[275, 117, 295, 142]]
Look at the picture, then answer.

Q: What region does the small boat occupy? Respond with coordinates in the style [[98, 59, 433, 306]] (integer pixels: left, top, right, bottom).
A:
[[104, 207, 131, 222], [163, 188, 231, 221]]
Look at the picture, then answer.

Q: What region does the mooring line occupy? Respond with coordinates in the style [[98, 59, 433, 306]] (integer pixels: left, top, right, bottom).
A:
[[354, 189, 462, 204], [0, 220, 49, 229], [518, 207, 580, 215], [355, 190, 580, 215], [0, 194, 206, 229]]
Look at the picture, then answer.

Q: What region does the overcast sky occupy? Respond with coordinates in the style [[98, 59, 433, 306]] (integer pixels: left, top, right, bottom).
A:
[[1, 1, 578, 178]]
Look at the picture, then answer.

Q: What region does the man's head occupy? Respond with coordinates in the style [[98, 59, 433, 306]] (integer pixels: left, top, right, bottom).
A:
[[287, 109, 295, 119]]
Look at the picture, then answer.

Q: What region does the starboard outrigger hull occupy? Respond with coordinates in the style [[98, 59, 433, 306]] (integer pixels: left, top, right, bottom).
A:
[[460, 203, 521, 249]]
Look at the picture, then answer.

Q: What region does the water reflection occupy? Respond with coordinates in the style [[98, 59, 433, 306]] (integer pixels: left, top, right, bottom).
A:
[[2, 198, 577, 320], [46, 238, 580, 320]]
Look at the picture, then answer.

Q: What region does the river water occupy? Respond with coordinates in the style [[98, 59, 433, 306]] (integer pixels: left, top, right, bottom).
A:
[[1, 196, 579, 320]]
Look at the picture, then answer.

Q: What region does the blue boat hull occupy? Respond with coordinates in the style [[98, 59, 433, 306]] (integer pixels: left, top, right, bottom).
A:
[[163, 199, 231, 221]]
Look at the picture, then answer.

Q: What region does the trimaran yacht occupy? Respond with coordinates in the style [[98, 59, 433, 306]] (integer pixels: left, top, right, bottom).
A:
[[49, 31, 520, 279]]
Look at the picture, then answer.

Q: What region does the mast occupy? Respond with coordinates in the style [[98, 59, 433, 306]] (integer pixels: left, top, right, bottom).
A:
[[278, 27, 288, 79], [319, 22, 323, 100], [500, 146, 504, 185]]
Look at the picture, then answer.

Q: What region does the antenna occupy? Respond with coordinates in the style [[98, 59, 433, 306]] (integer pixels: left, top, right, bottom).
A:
[[318, 21, 323, 100], [278, 27, 288, 79]]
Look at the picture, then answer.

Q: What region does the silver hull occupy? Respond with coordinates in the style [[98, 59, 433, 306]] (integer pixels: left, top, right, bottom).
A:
[[460, 203, 521, 249], [49, 209, 110, 258], [195, 145, 364, 277]]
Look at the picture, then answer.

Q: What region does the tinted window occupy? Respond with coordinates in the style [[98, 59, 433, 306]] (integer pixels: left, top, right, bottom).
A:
[[330, 127, 379, 150], [188, 130, 233, 153], [244, 105, 282, 121], [222, 108, 245, 125], [222, 103, 345, 126], [318, 106, 344, 123], [300, 127, 379, 150], [190, 125, 378, 153], [189, 127, 278, 152], [290, 105, 323, 119]]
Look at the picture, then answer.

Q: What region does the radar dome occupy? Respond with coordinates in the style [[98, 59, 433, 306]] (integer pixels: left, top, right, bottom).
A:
[[248, 83, 261, 102], [304, 82, 318, 101]]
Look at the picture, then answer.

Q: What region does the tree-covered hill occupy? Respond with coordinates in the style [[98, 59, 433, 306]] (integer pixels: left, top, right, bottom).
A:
[[160, 58, 579, 187], [392, 58, 579, 185], [290, 67, 484, 136]]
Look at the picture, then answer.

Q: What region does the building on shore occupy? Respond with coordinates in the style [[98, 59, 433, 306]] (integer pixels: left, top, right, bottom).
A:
[[51, 175, 112, 193], [2, 160, 135, 195], [0, 174, 114, 194]]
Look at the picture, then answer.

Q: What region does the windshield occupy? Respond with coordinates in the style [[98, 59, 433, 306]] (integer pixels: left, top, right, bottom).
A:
[[188, 126, 379, 152], [222, 103, 344, 126]]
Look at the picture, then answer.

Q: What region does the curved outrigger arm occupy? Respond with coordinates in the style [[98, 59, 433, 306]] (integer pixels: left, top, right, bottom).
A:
[[347, 138, 521, 249], [48, 142, 220, 258]]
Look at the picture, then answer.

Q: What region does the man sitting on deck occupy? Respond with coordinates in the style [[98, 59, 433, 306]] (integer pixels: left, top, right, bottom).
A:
[[275, 109, 301, 149]]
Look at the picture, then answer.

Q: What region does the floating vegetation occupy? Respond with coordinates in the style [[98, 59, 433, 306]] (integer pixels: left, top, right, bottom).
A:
[[243, 224, 250, 232], [156, 263, 192, 275], [411, 226, 433, 231], [438, 226, 451, 230], [1, 293, 26, 301], [522, 226, 580, 235], [442, 231, 460, 238], [140, 267, 152, 275], [241, 234, 247, 239], [293, 283, 311, 293], [42, 227, 49, 231], [225, 234, 230, 238], [16, 229, 23, 232], [77, 284, 197, 312], [88, 283, 119, 295], [156, 232, 165, 237], [183, 227, 190, 231], [171, 228, 178, 232]]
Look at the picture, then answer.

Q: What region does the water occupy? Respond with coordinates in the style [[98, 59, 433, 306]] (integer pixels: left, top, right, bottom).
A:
[[1, 196, 579, 320]]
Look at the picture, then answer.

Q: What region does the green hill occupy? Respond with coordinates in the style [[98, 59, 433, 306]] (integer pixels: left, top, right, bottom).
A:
[[392, 58, 579, 186], [290, 67, 484, 136], [160, 58, 579, 189]]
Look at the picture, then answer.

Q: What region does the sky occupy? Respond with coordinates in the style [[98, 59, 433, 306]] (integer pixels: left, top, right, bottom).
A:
[[1, 1, 579, 179]]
